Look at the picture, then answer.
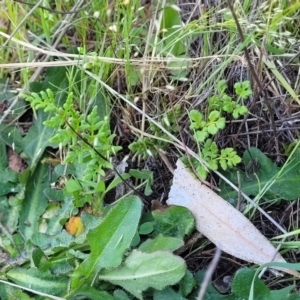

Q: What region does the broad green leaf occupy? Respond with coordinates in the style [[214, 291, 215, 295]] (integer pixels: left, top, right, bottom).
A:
[[0, 194, 22, 235], [70, 196, 143, 291], [71, 287, 114, 300], [152, 205, 195, 238], [220, 147, 300, 200], [161, 6, 186, 56], [98, 250, 186, 300], [42, 203, 60, 219], [31, 230, 81, 253], [54, 163, 87, 179], [138, 221, 154, 235], [154, 287, 188, 300], [44, 193, 75, 235], [179, 270, 197, 296], [80, 211, 107, 231], [0, 125, 24, 154], [23, 110, 56, 169], [48, 258, 74, 276], [179, 270, 197, 297], [161, 6, 181, 34], [269, 286, 298, 300], [0, 141, 20, 196], [113, 289, 131, 300], [138, 234, 183, 253], [232, 268, 300, 300], [86, 90, 109, 121], [19, 162, 50, 241], [31, 248, 46, 268], [42, 212, 107, 251], [7, 268, 68, 296], [32, 211, 105, 253], [232, 268, 269, 299], [0, 282, 31, 300], [30, 66, 67, 95]]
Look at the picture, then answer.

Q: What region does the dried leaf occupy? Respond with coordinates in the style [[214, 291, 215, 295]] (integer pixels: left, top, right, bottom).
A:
[[167, 160, 300, 278], [65, 216, 84, 237], [8, 148, 26, 172]]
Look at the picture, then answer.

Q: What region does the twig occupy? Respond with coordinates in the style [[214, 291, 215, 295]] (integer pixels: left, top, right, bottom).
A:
[[197, 247, 222, 300], [175, 231, 203, 256], [236, 171, 241, 211]]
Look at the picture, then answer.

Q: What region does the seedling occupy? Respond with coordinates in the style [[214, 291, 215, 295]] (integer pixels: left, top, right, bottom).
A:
[[187, 80, 251, 179]]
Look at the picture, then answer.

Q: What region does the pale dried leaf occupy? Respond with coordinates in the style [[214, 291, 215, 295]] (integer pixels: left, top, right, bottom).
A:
[[167, 160, 300, 278]]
